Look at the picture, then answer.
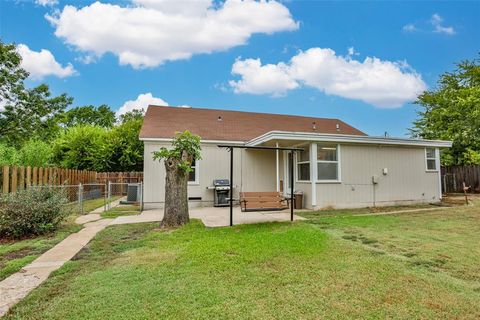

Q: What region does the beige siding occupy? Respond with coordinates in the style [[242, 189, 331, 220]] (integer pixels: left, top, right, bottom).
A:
[[144, 142, 276, 208], [144, 141, 441, 210], [311, 144, 440, 209]]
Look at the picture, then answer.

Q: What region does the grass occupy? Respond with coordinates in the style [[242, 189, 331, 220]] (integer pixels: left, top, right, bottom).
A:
[[5, 202, 480, 319], [0, 196, 119, 281], [100, 204, 140, 219]]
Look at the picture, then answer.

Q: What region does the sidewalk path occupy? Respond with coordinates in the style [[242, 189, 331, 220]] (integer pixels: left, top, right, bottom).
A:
[[0, 219, 112, 317]]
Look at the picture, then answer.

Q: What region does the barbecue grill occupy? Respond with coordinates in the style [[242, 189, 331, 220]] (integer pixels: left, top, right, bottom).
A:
[[213, 179, 230, 207]]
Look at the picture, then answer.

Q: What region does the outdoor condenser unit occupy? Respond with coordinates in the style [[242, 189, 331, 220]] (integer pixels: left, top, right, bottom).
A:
[[127, 184, 140, 202]]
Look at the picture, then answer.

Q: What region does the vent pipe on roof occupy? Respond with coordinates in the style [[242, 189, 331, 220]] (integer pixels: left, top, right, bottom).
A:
[[312, 122, 317, 131], [336, 123, 340, 132], [218, 116, 223, 122]]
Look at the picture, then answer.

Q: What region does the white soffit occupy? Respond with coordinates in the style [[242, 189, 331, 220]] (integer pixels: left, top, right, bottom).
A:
[[246, 131, 453, 148]]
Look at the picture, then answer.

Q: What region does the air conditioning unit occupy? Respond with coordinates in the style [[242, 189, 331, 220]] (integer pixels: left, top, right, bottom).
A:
[[127, 184, 140, 202]]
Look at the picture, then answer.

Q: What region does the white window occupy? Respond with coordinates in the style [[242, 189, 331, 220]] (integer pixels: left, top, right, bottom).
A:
[[296, 148, 310, 181], [317, 144, 339, 181], [188, 159, 199, 184], [425, 148, 438, 171]]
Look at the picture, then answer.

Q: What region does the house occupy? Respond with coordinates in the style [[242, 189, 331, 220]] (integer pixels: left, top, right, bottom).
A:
[[139, 105, 452, 210]]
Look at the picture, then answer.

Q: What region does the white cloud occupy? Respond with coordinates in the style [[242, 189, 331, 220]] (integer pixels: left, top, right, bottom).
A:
[[431, 13, 455, 35], [116, 93, 168, 116], [17, 44, 76, 80], [47, 0, 298, 69], [403, 14, 455, 35], [229, 47, 427, 108], [36, 0, 58, 6], [347, 47, 359, 56], [402, 23, 416, 32], [229, 58, 299, 96]]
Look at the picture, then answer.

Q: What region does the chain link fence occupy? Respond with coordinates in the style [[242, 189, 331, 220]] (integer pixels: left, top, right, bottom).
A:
[[107, 182, 143, 211], [29, 182, 143, 214]]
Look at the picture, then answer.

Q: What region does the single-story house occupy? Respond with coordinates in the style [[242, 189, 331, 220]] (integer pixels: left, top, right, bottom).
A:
[[139, 105, 452, 210]]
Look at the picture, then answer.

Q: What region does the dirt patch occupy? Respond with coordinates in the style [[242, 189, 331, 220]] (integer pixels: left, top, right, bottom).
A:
[[1, 247, 34, 261]]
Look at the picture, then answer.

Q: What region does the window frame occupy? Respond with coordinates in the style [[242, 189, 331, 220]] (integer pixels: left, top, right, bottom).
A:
[[316, 144, 341, 183], [188, 159, 200, 185], [296, 146, 311, 182], [425, 147, 438, 172]]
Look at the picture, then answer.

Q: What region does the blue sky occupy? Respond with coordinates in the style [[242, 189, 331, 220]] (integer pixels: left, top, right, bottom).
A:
[[1, 0, 479, 137]]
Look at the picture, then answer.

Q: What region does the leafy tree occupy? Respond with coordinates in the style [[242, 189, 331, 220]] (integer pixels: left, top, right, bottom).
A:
[[0, 143, 19, 165], [60, 104, 116, 128], [18, 139, 53, 167], [0, 41, 72, 146], [52, 125, 110, 171], [411, 56, 480, 165], [153, 131, 201, 227], [119, 109, 144, 123], [0, 40, 27, 105], [107, 118, 144, 171]]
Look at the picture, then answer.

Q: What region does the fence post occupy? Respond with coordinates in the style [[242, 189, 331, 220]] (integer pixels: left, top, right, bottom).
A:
[[26, 166, 31, 188], [139, 181, 144, 212], [33, 167, 38, 185], [104, 182, 107, 212], [2, 166, 9, 194], [19, 166, 25, 190], [11, 166, 18, 193], [78, 183, 84, 215], [108, 181, 112, 210]]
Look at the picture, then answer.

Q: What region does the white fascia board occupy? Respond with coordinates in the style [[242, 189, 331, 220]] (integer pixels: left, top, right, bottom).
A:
[[140, 137, 245, 145], [246, 131, 453, 148]]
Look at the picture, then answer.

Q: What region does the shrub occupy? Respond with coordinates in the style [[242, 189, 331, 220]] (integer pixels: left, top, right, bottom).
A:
[[0, 187, 69, 239], [18, 139, 53, 167]]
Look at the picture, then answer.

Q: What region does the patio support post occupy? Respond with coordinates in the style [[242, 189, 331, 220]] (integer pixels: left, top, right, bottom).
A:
[[310, 143, 317, 207], [276, 142, 280, 192], [229, 146, 233, 226], [290, 151, 294, 222]]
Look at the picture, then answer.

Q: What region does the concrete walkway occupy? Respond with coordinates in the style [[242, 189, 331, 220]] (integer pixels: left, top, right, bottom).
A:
[[0, 218, 112, 317]]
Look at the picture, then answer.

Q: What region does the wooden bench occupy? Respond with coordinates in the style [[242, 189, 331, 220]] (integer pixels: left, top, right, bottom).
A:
[[239, 192, 289, 212]]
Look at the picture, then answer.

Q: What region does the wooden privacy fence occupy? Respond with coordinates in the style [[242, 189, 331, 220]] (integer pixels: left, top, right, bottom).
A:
[[441, 165, 480, 193], [1, 166, 143, 194], [96, 172, 143, 184], [1, 166, 97, 194]]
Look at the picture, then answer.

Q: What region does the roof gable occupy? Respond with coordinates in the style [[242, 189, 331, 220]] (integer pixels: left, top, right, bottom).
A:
[[139, 105, 366, 141]]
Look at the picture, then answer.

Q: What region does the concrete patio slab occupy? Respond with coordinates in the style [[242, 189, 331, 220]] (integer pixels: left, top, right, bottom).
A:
[[111, 206, 306, 227]]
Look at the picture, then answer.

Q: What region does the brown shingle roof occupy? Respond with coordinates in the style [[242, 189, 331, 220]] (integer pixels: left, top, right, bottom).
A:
[[139, 105, 366, 141]]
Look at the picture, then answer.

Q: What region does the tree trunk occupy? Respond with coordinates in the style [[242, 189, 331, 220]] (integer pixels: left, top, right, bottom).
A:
[[162, 151, 190, 227]]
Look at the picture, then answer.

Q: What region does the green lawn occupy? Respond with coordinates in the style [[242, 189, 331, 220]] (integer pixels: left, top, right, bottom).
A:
[[0, 197, 119, 281], [4, 202, 480, 319]]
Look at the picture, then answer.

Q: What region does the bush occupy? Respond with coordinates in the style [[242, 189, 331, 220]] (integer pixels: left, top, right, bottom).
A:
[[0, 188, 69, 239]]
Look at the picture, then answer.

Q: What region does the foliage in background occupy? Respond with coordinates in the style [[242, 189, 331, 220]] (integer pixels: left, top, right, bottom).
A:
[[0, 41, 73, 147], [119, 108, 144, 123], [1, 41, 145, 171], [59, 105, 116, 128], [18, 139, 53, 167], [0, 143, 19, 165], [411, 56, 480, 165], [52, 125, 110, 171], [0, 187, 68, 239], [106, 118, 144, 171]]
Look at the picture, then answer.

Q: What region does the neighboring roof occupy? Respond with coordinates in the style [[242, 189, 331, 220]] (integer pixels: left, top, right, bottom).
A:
[[247, 131, 453, 148], [139, 105, 366, 141]]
